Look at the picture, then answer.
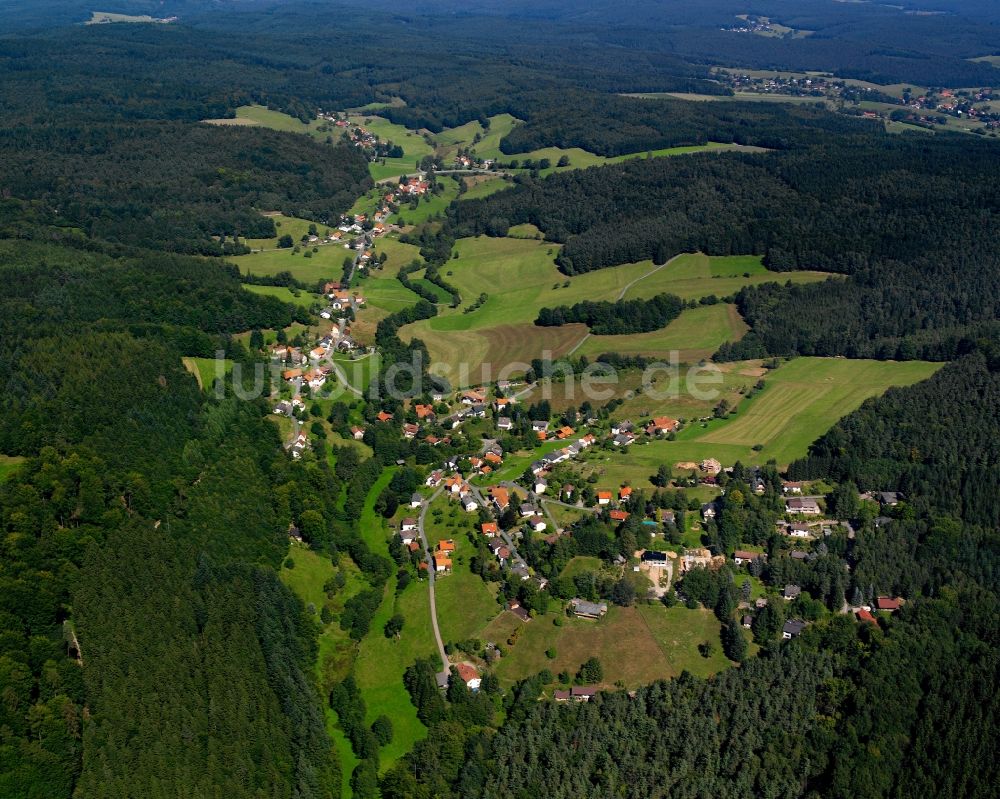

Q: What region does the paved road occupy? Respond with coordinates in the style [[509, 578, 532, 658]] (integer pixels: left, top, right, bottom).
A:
[[416, 487, 449, 678], [566, 253, 683, 357]]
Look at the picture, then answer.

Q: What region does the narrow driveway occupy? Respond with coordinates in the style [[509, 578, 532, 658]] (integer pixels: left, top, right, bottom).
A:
[[416, 487, 449, 679]]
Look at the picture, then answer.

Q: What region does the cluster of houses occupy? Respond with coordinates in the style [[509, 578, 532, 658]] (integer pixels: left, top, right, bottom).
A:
[[452, 151, 494, 170]]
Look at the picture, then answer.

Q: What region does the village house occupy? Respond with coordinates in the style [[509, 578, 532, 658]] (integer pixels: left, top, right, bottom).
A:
[[597, 491, 612, 506], [659, 509, 675, 526], [612, 433, 635, 447], [533, 478, 548, 494], [701, 502, 719, 520], [507, 601, 531, 622], [569, 599, 608, 620], [527, 516, 547, 533], [786, 497, 821, 515], [784, 584, 802, 601], [496, 416, 513, 431], [787, 522, 812, 538], [619, 486, 632, 501], [645, 416, 679, 436], [414, 403, 436, 421], [876, 596, 903, 612], [782, 619, 807, 639], [489, 486, 510, 512], [410, 493, 423, 509], [782, 480, 805, 494], [481, 522, 498, 537], [425, 470, 444, 487], [856, 608, 878, 626], [733, 550, 762, 565], [403, 423, 419, 439], [434, 551, 452, 573], [401, 518, 417, 533], [609, 509, 629, 522], [376, 410, 394, 423], [454, 662, 481, 691]]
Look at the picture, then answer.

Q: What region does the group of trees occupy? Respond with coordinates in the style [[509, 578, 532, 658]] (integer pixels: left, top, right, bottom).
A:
[[535, 292, 685, 334]]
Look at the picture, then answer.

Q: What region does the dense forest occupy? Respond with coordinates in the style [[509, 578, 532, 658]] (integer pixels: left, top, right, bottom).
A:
[[454, 133, 1000, 359], [0, 123, 371, 254]]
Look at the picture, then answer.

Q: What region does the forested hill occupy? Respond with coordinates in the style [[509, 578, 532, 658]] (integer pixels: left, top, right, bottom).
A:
[[451, 133, 1000, 360], [0, 122, 371, 255], [0, 233, 351, 795]]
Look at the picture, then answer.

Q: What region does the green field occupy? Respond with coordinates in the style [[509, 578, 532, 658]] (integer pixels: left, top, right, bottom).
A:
[[400, 242, 829, 382], [424, 499, 500, 643], [205, 105, 320, 135], [395, 179, 460, 226], [572, 356, 941, 488], [576, 303, 748, 362], [0, 455, 25, 483], [460, 176, 512, 200], [280, 543, 371, 793], [182, 356, 233, 390], [348, 113, 434, 181], [621, 253, 834, 302], [233, 244, 353, 285], [348, 468, 438, 768], [481, 604, 730, 688], [243, 284, 321, 310], [244, 214, 323, 251], [400, 236, 670, 380]]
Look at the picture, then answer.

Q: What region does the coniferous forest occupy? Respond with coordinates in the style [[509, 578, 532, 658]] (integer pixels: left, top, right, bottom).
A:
[[0, 2, 999, 798]]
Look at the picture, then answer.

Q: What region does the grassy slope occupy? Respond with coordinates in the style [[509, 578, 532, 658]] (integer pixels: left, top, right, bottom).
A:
[[481, 604, 730, 688], [182, 356, 233, 391], [0, 455, 25, 483], [572, 356, 941, 488], [423, 497, 500, 644], [243, 284, 321, 310], [352, 468, 433, 769], [576, 303, 748, 362], [622, 253, 833, 302], [401, 242, 831, 382]]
